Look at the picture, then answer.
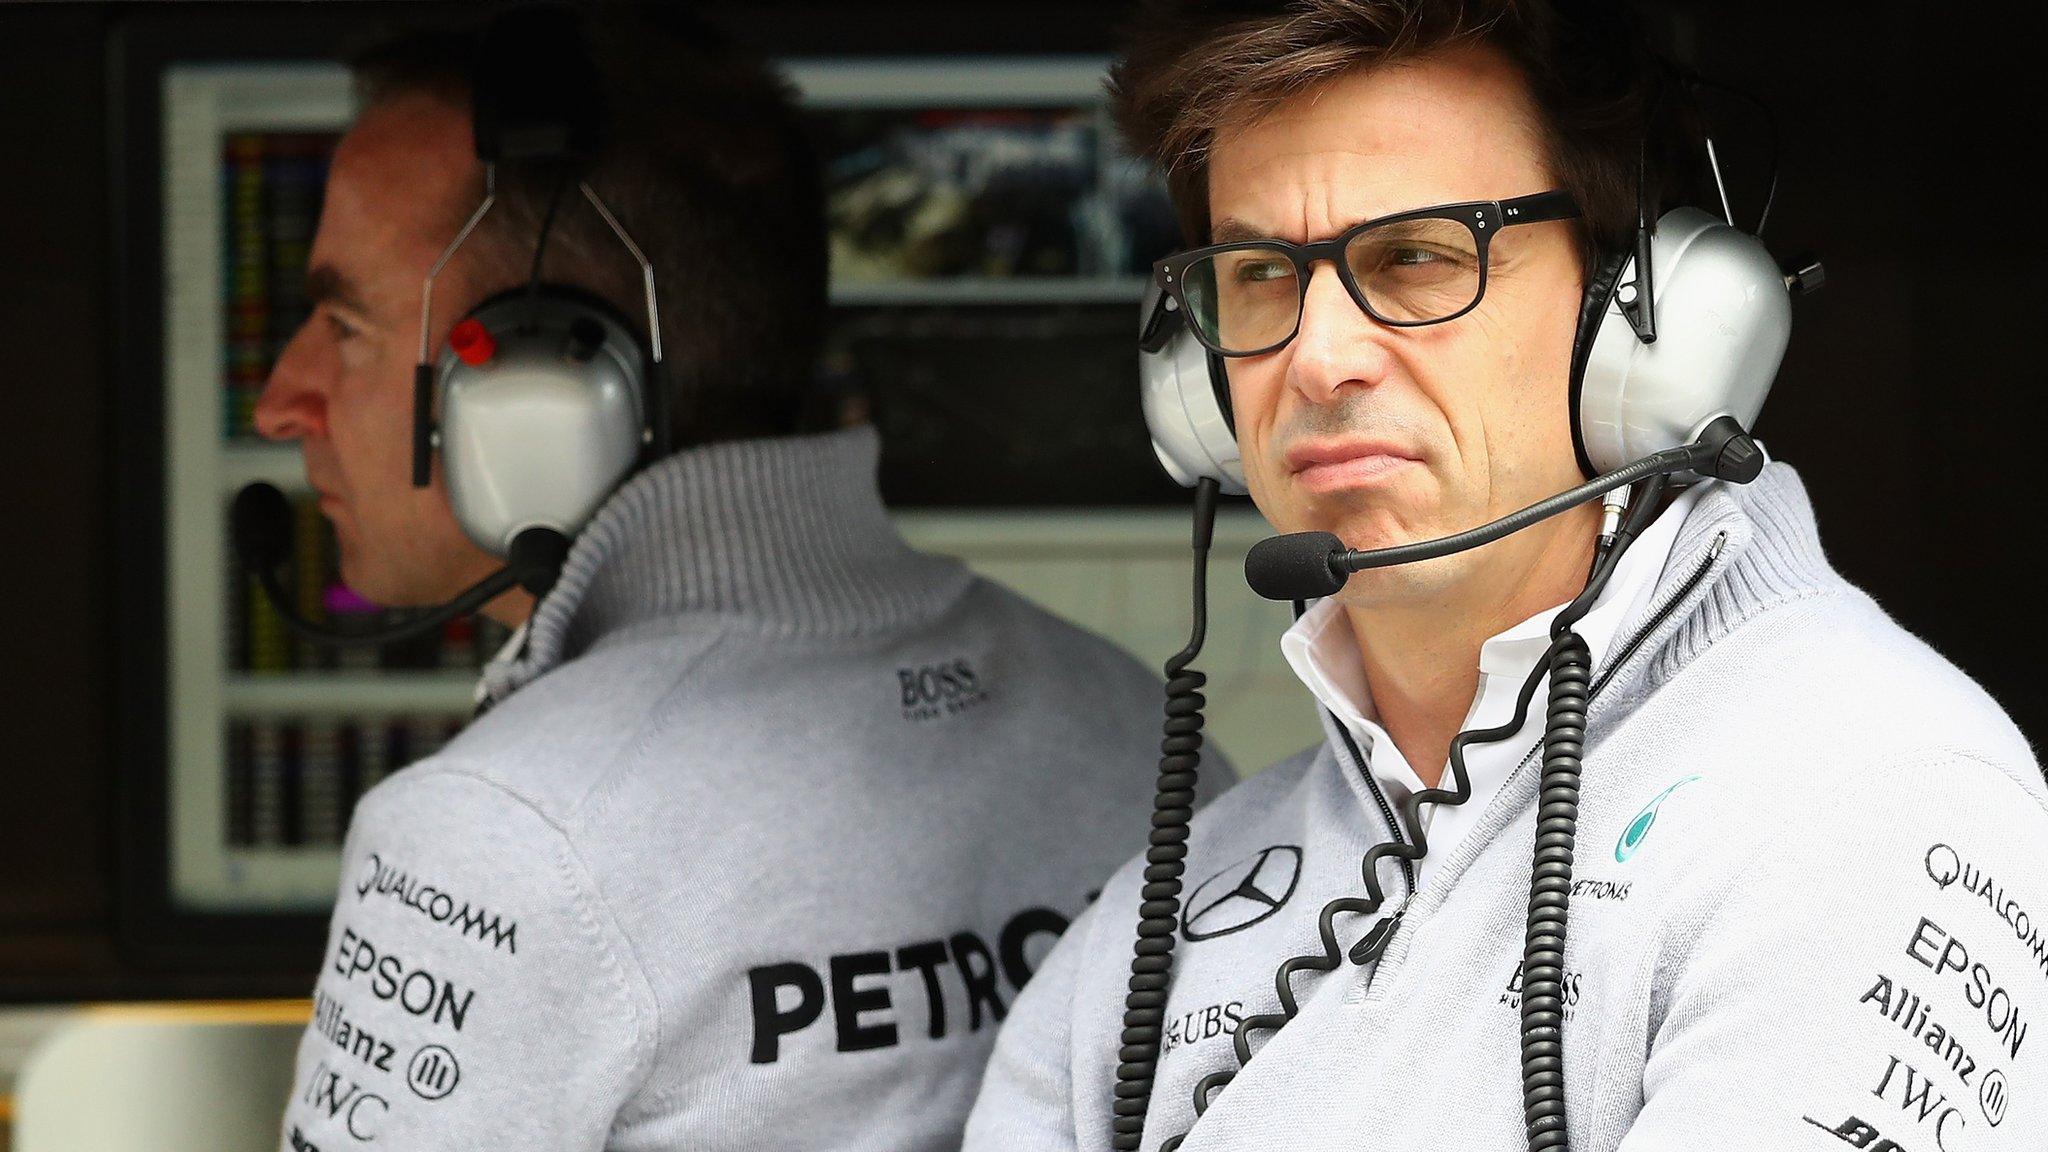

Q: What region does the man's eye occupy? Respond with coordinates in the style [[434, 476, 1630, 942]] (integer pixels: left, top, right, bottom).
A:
[[325, 313, 360, 341], [1232, 258, 1292, 283], [1388, 246, 1446, 268]]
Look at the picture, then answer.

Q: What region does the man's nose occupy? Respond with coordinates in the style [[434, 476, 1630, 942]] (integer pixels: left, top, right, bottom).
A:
[[253, 320, 330, 441], [1286, 264, 1394, 405]]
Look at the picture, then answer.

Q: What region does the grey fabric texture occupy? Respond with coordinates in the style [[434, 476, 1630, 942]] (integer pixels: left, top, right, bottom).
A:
[[279, 427, 1196, 1151], [964, 461, 2048, 1152]]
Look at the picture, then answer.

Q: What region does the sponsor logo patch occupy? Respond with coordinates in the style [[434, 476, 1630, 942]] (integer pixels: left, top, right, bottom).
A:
[[747, 906, 1069, 1063], [1870, 1052, 1971, 1152], [406, 1044, 461, 1101], [1614, 775, 1701, 863], [300, 1059, 389, 1142], [1498, 960, 1585, 1019], [332, 927, 479, 1034], [1161, 1000, 1245, 1057], [312, 988, 396, 1075], [1923, 842, 2048, 990], [1801, 1113, 1913, 1150], [898, 659, 992, 722], [354, 853, 519, 955], [1180, 846, 1303, 941], [1903, 917, 2029, 1062]]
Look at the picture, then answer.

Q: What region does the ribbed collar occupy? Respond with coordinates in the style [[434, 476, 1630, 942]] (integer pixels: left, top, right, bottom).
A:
[[1328, 459, 1850, 924], [478, 426, 971, 705], [1618, 458, 1847, 706]]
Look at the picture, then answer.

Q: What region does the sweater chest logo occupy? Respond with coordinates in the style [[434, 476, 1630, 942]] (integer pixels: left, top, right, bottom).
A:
[[1499, 960, 1585, 1018], [1614, 775, 1703, 862], [1182, 846, 1303, 941], [897, 658, 991, 722]]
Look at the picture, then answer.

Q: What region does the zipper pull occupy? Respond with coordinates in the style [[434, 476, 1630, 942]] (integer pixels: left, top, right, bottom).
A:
[[1349, 895, 1413, 966]]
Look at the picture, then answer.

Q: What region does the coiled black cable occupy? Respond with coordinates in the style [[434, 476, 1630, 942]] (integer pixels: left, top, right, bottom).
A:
[[1112, 476, 1221, 1151], [1162, 625, 1552, 1150], [1519, 473, 1664, 1152], [1149, 476, 1666, 1152], [1521, 631, 1588, 1149]]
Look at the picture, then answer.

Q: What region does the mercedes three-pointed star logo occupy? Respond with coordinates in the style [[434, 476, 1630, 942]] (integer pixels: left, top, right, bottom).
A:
[[1181, 845, 1304, 941]]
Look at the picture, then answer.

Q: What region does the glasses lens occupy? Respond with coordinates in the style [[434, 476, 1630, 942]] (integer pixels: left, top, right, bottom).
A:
[[1181, 247, 1300, 353], [1345, 217, 1483, 323]]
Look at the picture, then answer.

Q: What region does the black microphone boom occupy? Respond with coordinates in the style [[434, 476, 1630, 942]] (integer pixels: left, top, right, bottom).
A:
[[232, 481, 526, 648], [1244, 416, 1763, 601]]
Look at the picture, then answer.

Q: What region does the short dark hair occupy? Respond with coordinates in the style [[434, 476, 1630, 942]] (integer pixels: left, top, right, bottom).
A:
[[1108, 0, 1705, 273], [350, 3, 827, 450]]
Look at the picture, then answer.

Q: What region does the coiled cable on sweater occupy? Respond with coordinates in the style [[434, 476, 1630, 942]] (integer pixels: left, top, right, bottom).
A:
[[1114, 478, 1220, 1151], [1156, 475, 1667, 1152]]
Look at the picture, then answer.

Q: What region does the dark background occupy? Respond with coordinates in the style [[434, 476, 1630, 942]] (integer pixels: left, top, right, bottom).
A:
[[0, 1, 2039, 1000]]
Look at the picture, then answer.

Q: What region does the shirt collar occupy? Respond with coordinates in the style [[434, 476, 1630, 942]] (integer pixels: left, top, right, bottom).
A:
[[1281, 481, 1708, 742]]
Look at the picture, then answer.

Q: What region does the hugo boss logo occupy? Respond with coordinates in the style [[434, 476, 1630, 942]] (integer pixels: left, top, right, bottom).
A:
[[1181, 846, 1303, 941], [1499, 960, 1585, 1017], [897, 658, 991, 722]]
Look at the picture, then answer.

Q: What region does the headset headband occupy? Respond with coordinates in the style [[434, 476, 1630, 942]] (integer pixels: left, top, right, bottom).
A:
[[472, 4, 606, 166]]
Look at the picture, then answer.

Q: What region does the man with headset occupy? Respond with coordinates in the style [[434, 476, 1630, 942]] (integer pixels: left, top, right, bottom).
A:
[[966, 1, 2047, 1149], [256, 8, 1191, 1149]]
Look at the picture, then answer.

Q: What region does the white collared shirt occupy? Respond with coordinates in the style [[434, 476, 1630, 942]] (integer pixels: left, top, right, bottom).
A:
[[1279, 483, 1706, 893]]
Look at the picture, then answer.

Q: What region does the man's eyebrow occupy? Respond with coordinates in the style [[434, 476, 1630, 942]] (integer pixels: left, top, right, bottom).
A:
[[305, 263, 370, 315], [1209, 217, 1279, 245]]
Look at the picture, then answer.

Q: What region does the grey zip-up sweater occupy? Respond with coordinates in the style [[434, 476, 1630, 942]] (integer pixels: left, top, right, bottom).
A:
[[964, 462, 2048, 1152], [279, 427, 1193, 1151]]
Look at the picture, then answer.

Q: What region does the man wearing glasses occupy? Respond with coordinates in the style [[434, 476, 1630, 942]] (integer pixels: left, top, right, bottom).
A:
[[966, 1, 2046, 1149]]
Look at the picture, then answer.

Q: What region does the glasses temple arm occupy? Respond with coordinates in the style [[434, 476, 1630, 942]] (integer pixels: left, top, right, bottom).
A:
[[1498, 190, 1581, 226]]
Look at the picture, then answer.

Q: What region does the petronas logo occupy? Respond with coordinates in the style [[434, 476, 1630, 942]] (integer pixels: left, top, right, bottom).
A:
[[1614, 776, 1703, 863]]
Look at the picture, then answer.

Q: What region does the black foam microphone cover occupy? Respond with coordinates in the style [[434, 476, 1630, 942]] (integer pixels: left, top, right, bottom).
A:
[[1245, 531, 1347, 600], [232, 482, 294, 571]]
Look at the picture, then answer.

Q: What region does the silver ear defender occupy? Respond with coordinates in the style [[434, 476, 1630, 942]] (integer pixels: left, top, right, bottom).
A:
[[1572, 206, 1792, 479], [412, 166, 670, 561], [1137, 280, 1248, 495], [435, 287, 649, 557]]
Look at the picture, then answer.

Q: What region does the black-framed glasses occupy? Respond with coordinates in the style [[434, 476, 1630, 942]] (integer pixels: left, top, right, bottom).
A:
[[1154, 190, 1581, 356]]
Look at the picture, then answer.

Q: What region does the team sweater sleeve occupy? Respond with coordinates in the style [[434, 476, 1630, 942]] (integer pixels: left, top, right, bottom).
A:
[[1619, 751, 2048, 1151], [278, 768, 656, 1152]]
